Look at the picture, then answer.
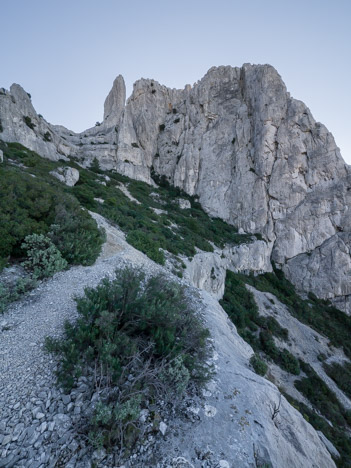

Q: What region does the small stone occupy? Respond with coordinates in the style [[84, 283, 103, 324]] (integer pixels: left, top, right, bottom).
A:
[[159, 421, 167, 436], [1, 434, 11, 446], [62, 394, 71, 405], [12, 422, 24, 441]]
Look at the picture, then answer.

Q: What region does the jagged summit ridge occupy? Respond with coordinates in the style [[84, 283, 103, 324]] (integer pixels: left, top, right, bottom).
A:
[[0, 63, 350, 313]]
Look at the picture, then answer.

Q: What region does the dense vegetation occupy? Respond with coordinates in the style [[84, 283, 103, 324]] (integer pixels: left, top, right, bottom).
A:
[[0, 141, 105, 270], [323, 361, 351, 400], [72, 160, 255, 265], [46, 268, 211, 450], [0, 140, 255, 273], [221, 267, 351, 467], [291, 361, 351, 467], [220, 271, 300, 375], [241, 266, 351, 359]]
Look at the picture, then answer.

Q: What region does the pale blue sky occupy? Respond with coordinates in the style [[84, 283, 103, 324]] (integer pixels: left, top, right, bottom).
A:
[[1, 0, 350, 163]]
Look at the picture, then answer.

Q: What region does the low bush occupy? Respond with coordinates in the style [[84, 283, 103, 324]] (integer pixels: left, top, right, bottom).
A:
[[219, 271, 297, 374], [23, 116, 35, 130], [0, 142, 105, 268], [323, 361, 351, 400], [0, 276, 37, 314], [43, 131, 52, 142], [295, 361, 351, 431], [126, 230, 165, 265], [46, 268, 211, 450], [21, 233, 67, 279], [284, 392, 351, 468], [241, 266, 351, 359], [250, 354, 268, 376]]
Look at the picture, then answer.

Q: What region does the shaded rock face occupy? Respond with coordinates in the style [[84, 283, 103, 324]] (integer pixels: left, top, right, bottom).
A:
[[0, 84, 71, 161], [1, 64, 350, 312]]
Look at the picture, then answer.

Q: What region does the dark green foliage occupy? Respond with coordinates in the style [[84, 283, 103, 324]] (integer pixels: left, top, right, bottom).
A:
[[294, 362, 351, 466], [46, 268, 211, 449], [1, 139, 255, 270], [23, 116, 35, 130], [260, 330, 300, 375], [242, 266, 351, 359], [222, 267, 351, 466], [43, 131, 52, 142], [21, 233, 67, 279], [0, 142, 104, 267], [250, 354, 268, 376], [126, 230, 165, 265], [69, 161, 254, 265], [284, 393, 351, 468], [323, 361, 351, 400], [0, 276, 37, 314], [219, 271, 298, 374]]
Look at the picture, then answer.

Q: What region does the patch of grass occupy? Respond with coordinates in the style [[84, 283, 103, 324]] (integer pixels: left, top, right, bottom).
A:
[[46, 268, 211, 450]]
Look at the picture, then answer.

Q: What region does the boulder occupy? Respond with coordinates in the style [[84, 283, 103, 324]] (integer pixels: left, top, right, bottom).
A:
[[50, 167, 79, 186]]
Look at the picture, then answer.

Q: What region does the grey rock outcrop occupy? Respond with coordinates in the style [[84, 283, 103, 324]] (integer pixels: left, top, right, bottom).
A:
[[0, 212, 336, 468], [1, 64, 351, 313], [103, 74, 126, 124], [184, 239, 273, 299], [0, 149, 3, 163], [50, 166, 80, 186], [0, 84, 72, 161]]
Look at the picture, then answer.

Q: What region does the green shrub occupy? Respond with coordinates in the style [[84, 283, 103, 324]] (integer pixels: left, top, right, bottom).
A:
[[43, 131, 52, 142], [284, 393, 351, 468], [250, 354, 268, 376], [241, 267, 351, 359], [219, 272, 297, 374], [21, 233, 67, 279], [0, 276, 37, 313], [0, 145, 104, 266], [23, 116, 35, 130], [46, 268, 211, 450], [323, 361, 351, 400], [126, 230, 165, 265]]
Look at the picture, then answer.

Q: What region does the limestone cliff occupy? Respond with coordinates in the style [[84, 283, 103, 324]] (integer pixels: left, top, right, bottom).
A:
[[1, 64, 350, 313]]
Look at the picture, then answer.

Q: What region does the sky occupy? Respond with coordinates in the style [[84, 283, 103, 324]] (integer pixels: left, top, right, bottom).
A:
[[1, 0, 350, 163]]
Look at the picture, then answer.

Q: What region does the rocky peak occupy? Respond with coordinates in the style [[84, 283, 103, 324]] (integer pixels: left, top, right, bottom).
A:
[[1, 64, 351, 313], [103, 74, 126, 123]]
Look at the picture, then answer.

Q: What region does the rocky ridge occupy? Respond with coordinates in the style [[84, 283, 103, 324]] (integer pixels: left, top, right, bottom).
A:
[[1, 64, 350, 313], [0, 213, 336, 468]]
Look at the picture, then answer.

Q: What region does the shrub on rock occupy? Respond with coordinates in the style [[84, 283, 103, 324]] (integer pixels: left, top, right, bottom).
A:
[[46, 268, 211, 450]]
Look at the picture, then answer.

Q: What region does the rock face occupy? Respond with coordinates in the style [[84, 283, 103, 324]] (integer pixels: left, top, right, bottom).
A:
[[0, 84, 71, 161], [50, 166, 80, 186], [1, 65, 350, 313], [0, 212, 336, 468], [184, 239, 273, 299]]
